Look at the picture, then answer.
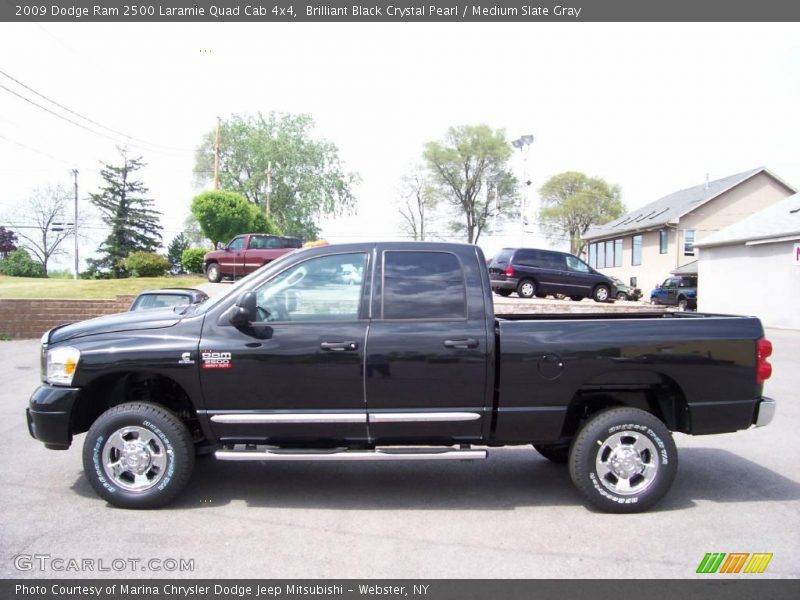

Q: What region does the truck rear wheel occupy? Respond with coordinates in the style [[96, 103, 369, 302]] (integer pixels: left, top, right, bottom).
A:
[[568, 407, 677, 513], [82, 402, 195, 509], [206, 263, 222, 283]]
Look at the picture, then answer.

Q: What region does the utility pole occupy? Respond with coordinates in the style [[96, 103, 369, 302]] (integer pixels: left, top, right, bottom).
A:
[[265, 161, 272, 218], [511, 134, 534, 246], [72, 169, 79, 280], [213, 116, 221, 190]]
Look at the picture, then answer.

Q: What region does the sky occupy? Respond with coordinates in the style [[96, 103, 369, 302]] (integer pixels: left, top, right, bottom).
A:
[[0, 22, 798, 271]]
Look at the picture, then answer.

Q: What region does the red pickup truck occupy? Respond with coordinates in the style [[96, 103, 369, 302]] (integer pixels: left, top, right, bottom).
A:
[[203, 233, 303, 282]]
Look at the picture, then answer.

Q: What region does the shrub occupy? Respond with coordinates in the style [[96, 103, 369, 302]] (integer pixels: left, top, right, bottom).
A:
[[122, 251, 170, 277], [0, 249, 45, 278], [181, 247, 208, 274]]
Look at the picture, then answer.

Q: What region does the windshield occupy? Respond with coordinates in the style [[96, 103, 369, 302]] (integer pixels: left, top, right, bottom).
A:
[[197, 249, 303, 313]]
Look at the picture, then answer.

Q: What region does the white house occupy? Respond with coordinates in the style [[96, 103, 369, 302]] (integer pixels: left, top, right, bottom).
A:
[[695, 193, 800, 330]]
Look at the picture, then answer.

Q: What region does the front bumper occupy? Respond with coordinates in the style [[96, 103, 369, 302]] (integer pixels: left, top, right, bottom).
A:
[[753, 397, 776, 428], [27, 384, 80, 449]]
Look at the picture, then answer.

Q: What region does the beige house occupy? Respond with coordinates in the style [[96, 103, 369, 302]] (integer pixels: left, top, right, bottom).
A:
[[583, 167, 796, 293]]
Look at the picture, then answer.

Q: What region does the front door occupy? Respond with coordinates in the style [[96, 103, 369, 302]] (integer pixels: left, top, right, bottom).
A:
[[199, 251, 371, 445]]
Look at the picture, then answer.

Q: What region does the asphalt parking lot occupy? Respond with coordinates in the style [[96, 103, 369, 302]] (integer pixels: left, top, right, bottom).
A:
[[1, 329, 798, 579]]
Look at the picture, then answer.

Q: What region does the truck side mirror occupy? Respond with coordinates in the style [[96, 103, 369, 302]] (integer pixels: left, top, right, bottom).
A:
[[228, 291, 257, 327]]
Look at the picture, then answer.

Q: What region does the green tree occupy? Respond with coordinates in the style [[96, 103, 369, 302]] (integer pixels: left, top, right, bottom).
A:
[[538, 172, 625, 256], [167, 233, 190, 274], [193, 112, 358, 240], [122, 251, 170, 277], [0, 248, 44, 278], [423, 125, 518, 244], [181, 247, 207, 274], [88, 151, 162, 278], [191, 191, 281, 249]]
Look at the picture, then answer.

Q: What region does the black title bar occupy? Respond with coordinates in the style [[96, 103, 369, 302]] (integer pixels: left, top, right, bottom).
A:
[[2, 0, 800, 22]]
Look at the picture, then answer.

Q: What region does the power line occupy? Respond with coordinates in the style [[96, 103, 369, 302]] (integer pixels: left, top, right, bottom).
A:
[[0, 70, 193, 155], [0, 81, 127, 145], [0, 68, 138, 140]]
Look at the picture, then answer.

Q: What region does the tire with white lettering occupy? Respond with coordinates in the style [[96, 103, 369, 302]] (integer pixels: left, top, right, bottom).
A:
[[569, 407, 677, 513], [82, 402, 194, 509]]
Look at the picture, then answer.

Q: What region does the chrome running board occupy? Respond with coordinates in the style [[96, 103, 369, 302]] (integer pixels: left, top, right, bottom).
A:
[[214, 446, 487, 462]]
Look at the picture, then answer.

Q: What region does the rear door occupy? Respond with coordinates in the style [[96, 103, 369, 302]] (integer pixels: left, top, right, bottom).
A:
[[364, 246, 491, 443]]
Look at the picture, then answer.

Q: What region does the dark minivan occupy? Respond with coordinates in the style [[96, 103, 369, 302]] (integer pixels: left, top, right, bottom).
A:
[[489, 247, 617, 302]]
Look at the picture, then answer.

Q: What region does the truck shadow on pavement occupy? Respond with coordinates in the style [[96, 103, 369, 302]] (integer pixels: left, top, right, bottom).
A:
[[69, 447, 800, 512]]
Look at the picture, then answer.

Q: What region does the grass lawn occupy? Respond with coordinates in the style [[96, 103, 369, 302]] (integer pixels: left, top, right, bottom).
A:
[[0, 275, 207, 299]]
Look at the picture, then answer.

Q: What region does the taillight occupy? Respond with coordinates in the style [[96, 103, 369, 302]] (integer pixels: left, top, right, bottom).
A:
[[505, 266, 514, 277], [756, 337, 773, 385]]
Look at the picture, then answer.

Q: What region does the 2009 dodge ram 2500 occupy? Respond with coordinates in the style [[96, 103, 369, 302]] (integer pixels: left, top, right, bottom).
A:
[[27, 242, 775, 512]]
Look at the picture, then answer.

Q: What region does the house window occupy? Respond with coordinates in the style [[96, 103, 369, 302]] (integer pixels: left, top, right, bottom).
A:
[[614, 239, 623, 267], [632, 235, 642, 266], [630, 277, 637, 287], [684, 230, 696, 256], [597, 242, 605, 269], [605, 240, 614, 268], [659, 230, 668, 254], [588, 243, 597, 269]]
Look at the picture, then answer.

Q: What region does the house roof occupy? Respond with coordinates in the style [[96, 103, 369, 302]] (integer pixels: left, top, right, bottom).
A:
[[694, 193, 800, 248], [671, 260, 698, 275], [584, 167, 794, 241]]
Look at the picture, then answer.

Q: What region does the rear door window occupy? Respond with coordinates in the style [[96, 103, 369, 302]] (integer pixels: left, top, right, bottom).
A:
[[514, 249, 539, 267], [542, 252, 566, 270], [491, 249, 513, 267], [382, 251, 466, 320]]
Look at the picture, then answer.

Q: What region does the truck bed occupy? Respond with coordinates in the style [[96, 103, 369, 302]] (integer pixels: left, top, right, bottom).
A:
[[492, 312, 764, 443]]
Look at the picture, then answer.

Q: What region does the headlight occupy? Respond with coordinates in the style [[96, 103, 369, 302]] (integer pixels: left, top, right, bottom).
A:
[[46, 346, 80, 386]]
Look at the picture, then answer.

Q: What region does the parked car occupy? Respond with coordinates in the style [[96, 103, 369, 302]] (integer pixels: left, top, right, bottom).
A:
[[650, 276, 698, 310], [28, 242, 774, 513], [203, 233, 302, 283], [129, 288, 209, 311], [489, 247, 617, 302], [611, 277, 642, 301]]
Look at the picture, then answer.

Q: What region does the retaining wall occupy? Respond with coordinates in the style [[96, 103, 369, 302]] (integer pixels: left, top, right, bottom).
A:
[[0, 296, 135, 339]]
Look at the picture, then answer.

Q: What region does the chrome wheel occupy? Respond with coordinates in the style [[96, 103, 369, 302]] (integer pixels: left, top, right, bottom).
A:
[[102, 426, 169, 493], [595, 431, 659, 496], [594, 286, 610, 302], [518, 281, 535, 298]]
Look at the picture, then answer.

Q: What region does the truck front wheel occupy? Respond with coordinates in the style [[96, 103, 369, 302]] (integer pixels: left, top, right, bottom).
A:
[[82, 402, 195, 509], [568, 407, 677, 513], [206, 263, 222, 283]]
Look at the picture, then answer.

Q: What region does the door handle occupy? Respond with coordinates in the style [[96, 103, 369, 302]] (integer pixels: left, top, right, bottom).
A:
[[444, 339, 479, 350], [320, 341, 359, 352]]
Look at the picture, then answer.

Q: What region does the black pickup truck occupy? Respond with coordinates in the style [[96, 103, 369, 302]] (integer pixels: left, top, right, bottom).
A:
[[27, 242, 775, 513]]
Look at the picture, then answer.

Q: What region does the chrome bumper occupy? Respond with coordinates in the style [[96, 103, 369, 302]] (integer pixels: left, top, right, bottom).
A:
[[753, 397, 776, 428]]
